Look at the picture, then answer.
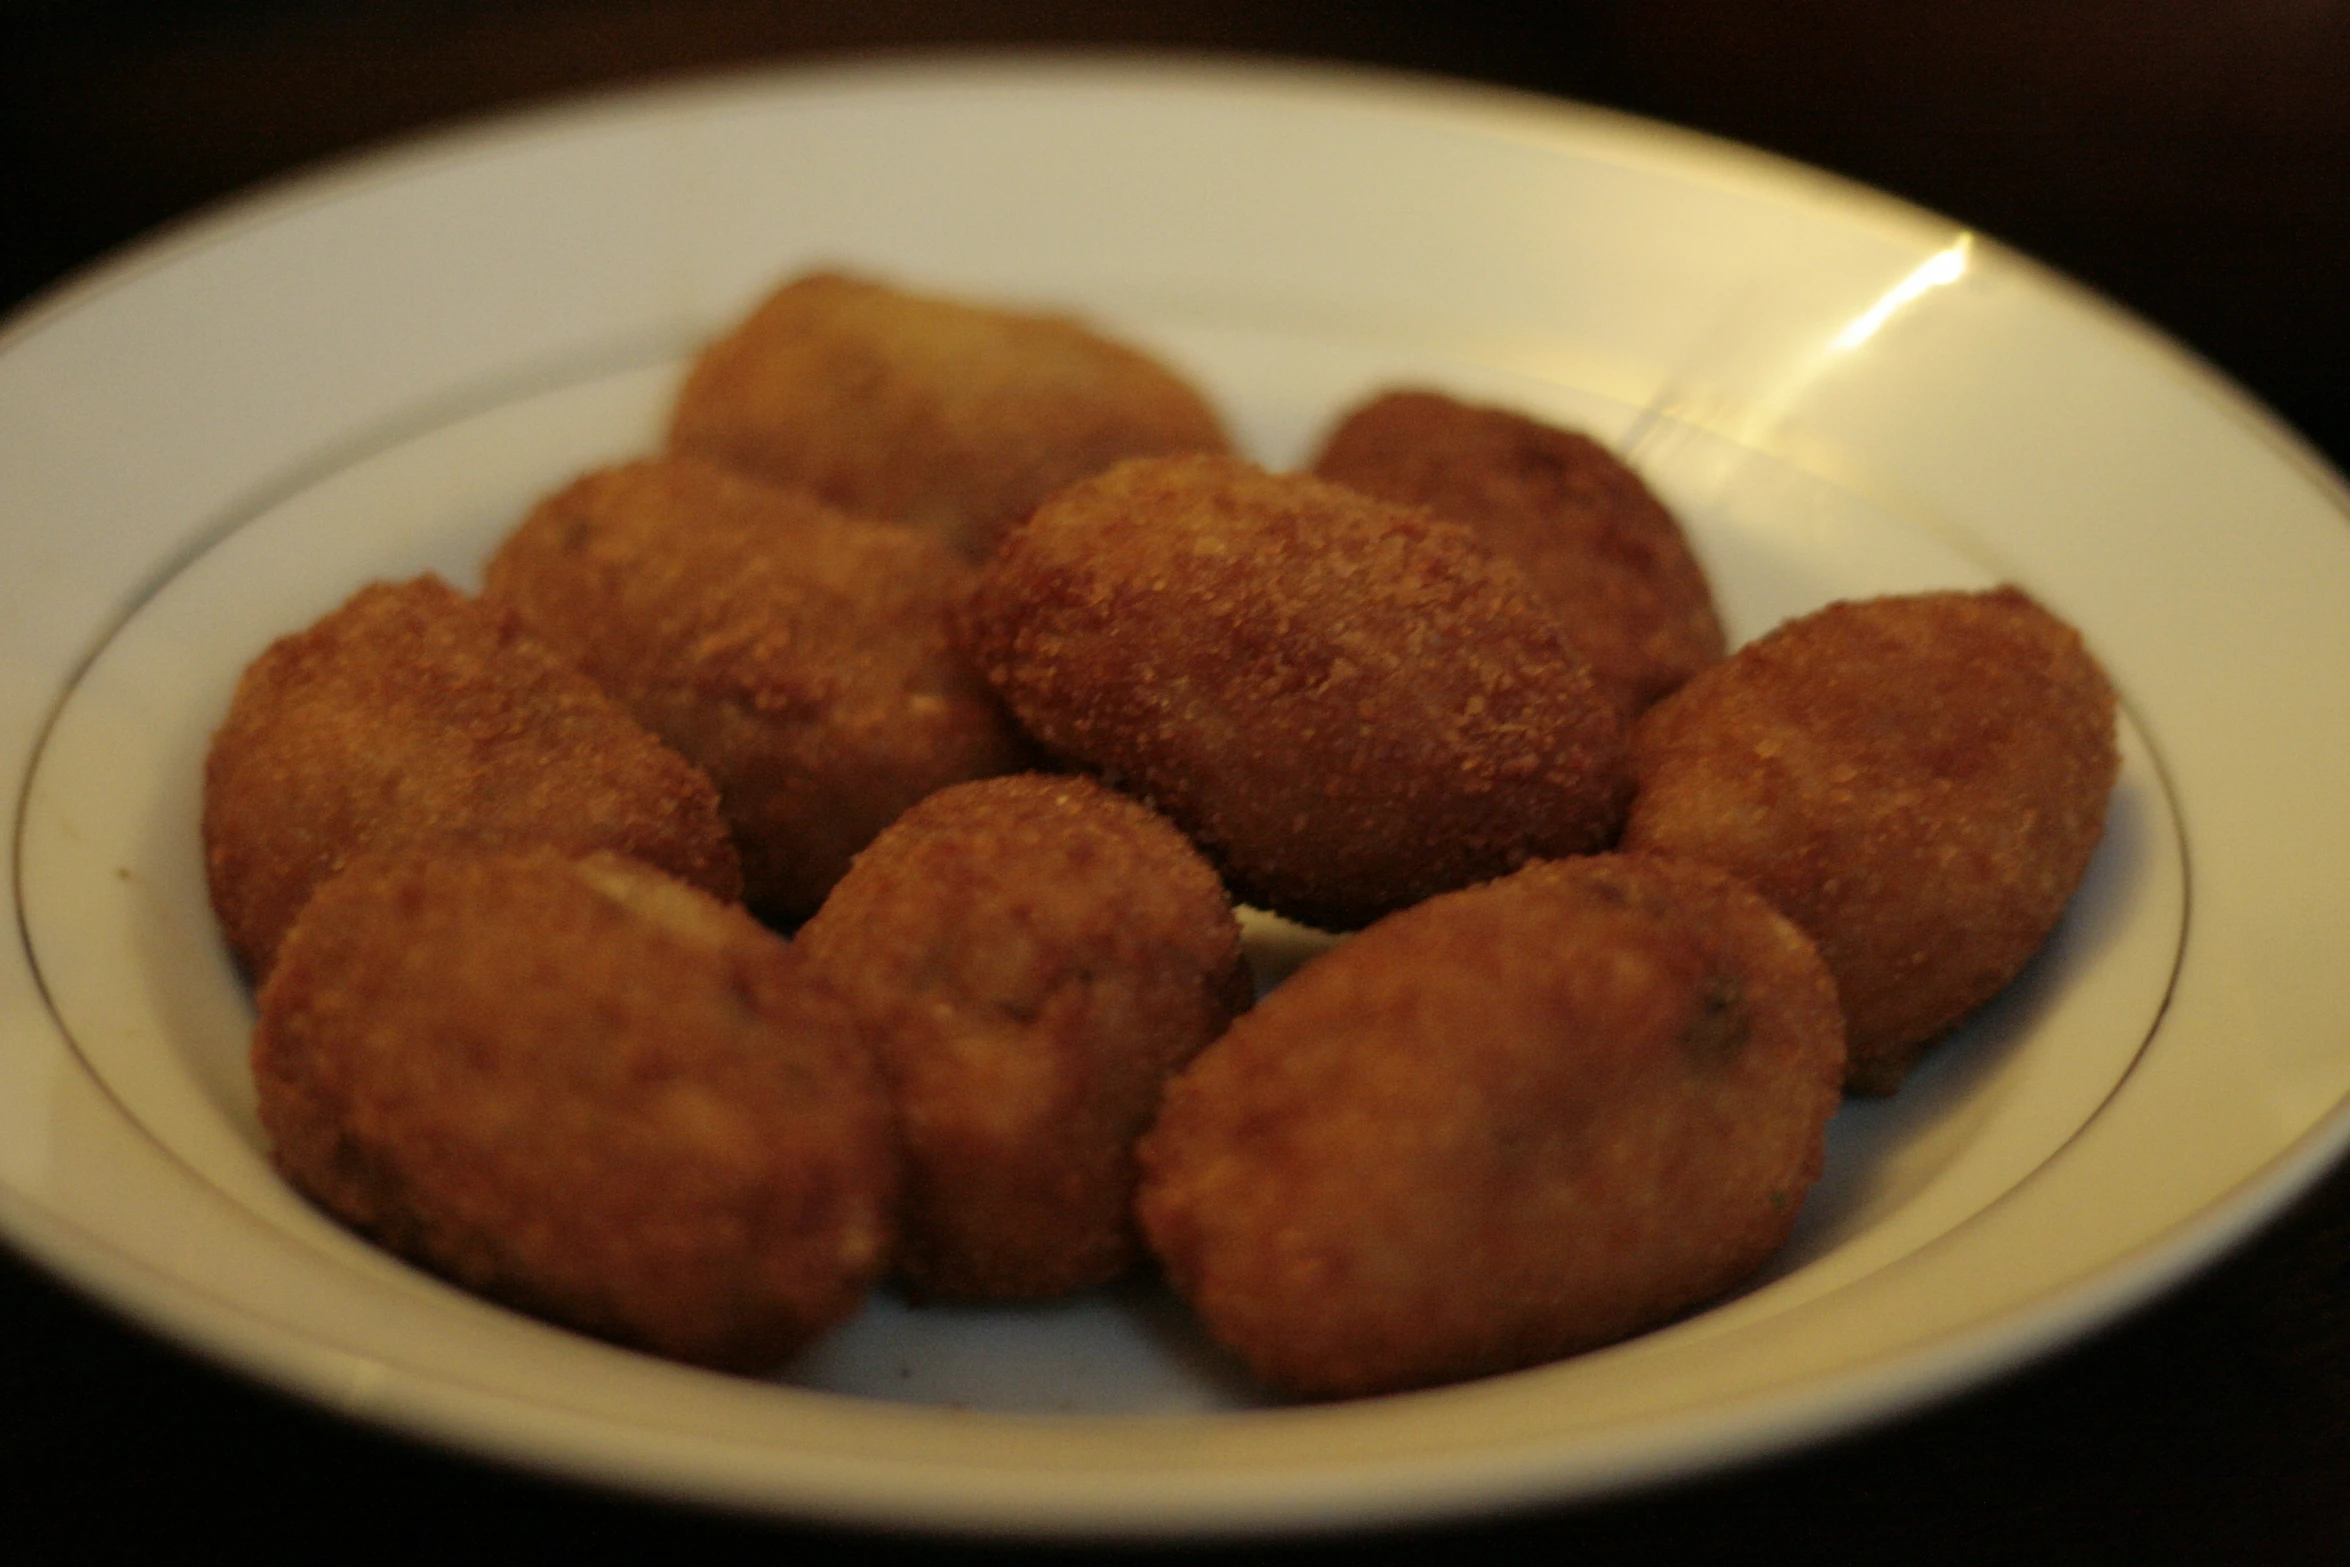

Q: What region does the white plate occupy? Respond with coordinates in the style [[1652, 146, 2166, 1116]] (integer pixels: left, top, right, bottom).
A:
[[6, 55, 2350, 1539]]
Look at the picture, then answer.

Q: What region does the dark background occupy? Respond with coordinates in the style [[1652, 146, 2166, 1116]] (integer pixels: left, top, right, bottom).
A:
[[6, 3, 2350, 1561]]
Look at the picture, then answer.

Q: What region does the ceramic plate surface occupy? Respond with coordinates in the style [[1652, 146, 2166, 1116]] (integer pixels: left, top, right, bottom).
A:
[[6, 54, 2350, 1539]]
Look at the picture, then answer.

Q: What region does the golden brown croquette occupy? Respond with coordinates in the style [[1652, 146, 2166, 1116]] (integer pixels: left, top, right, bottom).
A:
[[253, 848, 898, 1372], [1311, 388, 1725, 718], [795, 774, 1249, 1301], [483, 454, 1032, 924], [1136, 853, 1845, 1399], [201, 573, 741, 978], [959, 453, 1631, 932], [669, 270, 1232, 561], [1622, 586, 2119, 1093]]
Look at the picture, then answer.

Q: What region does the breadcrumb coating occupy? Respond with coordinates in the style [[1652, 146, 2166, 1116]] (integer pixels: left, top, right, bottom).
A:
[[796, 774, 1249, 1301], [1137, 853, 1844, 1398], [670, 270, 1231, 561], [201, 573, 741, 978], [483, 454, 1031, 923], [1312, 388, 1725, 718], [1623, 586, 2119, 1092], [254, 848, 898, 1372], [960, 453, 1632, 931]]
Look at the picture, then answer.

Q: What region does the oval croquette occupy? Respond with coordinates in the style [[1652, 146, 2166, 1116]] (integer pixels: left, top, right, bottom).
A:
[[960, 453, 1631, 932], [202, 574, 741, 979], [669, 270, 1232, 561], [796, 774, 1250, 1301], [1622, 586, 2119, 1093], [1311, 388, 1725, 719], [483, 454, 1032, 924], [253, 848, 898, 1372], [1136, 853, 1844, 1398]]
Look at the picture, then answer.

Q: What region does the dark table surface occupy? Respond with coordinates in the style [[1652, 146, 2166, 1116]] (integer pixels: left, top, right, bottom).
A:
[[6, 4, 2349, 1561]]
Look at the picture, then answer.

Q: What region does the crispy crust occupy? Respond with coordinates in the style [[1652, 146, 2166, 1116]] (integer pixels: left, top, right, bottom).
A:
[[201, 574, 741, 978], [960, 453, 1632, 931], [482, 454, 1032, 923], [669, 271, 1231, 561], [1311, 388, 1725, 718], [253, 848, 898, 1372], [1623, 587, 2120, 1092], [1137, 853, 1845, 1398], [795, 774, 1249, 1301]]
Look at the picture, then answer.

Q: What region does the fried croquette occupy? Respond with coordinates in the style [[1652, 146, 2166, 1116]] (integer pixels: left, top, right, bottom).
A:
[[959, 453, 1632, 932], [795, 774, 1250, 1301], [1311, 389, 1726, 718], [668, 270, 1232, 561], [1622, 586, 2119, 1094], [252, 848, 899, 1372], [1136, 853, 1845, 1399], [202, 574, 742, 978], [482, 454, 1032, 924]]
